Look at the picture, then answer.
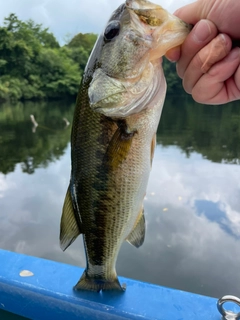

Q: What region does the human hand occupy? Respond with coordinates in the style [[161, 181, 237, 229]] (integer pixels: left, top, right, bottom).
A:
[[166, 0, 240, 104]]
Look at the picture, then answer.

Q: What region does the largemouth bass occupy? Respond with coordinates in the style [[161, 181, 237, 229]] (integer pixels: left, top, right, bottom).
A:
[[60, 0, 191, 292]]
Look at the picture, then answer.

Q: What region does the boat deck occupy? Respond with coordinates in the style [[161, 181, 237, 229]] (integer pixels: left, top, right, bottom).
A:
[[0, 249, 220, 319]]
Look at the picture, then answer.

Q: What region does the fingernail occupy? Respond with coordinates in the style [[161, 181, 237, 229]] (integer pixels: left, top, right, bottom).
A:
[[193, 20, 211, 42], [166, 56, 176, 62], [219, 34, 228, 46]]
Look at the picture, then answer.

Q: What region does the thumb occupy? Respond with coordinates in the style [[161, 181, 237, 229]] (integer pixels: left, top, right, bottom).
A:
[[174, 1, 208, 25]]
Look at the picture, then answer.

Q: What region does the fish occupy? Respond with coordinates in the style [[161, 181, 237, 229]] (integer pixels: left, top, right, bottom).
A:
[[60, 0, 191, 292]]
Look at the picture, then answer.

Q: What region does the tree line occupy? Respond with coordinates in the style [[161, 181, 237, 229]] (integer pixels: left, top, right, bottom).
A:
[[0, 14, 183, 101], [0, 14, 97, 101]]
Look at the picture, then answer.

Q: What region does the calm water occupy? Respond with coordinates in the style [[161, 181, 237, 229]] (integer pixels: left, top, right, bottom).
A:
[[1, 96, 240, 299]]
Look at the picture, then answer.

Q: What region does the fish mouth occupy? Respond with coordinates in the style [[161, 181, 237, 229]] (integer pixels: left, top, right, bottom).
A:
[[125, 0, 191, 59]]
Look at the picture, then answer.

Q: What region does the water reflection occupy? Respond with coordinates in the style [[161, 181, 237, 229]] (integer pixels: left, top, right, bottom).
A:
[[0, 96, 240, 298], [0, 100, 74, 174], [159, 96, 240, 164], [195, 200, 239, 239], [132, 146, 240, 297]]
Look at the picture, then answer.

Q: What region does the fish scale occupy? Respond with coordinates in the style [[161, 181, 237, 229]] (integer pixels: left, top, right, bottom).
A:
[[60, 0, 191, 292]]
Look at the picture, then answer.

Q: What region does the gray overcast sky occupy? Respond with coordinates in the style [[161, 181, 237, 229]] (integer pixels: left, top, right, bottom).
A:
[[0, 0, 194, 44]]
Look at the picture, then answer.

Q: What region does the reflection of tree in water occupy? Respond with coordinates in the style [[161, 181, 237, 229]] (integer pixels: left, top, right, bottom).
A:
[[158, 95, 240, 164], [0, 100, 74, 174], [1, 96, 240, 175], [21, 157, 35, 174]]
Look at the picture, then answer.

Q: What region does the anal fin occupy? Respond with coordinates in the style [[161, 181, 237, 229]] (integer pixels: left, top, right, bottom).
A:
[[126, 207, 145, 248], [60, 186, 82, 251]]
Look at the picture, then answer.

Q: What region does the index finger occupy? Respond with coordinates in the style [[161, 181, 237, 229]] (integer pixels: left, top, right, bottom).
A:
[[176, 19, 218, 79], [174, 1, 211, 25]]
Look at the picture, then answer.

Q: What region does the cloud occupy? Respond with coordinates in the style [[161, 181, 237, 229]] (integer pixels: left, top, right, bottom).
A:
[[0, 0, 194, 44], [118, 146, 240, 297], [1, 144, 240, 297], [0, 173, 16, 198]]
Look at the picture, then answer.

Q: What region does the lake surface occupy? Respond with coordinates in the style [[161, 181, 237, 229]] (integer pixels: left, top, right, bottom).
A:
[[1, 96, 240, 299]]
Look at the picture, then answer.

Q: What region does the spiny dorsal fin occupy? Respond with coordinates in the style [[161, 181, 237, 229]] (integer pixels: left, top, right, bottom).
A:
[[60, 187, 82, 251], [126, 207, 145, 248]]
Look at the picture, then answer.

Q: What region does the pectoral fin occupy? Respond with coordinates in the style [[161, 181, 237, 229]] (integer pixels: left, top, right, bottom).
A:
[[105, 120, 136, 170], [126, 208, 145, 248], [151, 133, 156, 166], [60, 187, 82, 251]]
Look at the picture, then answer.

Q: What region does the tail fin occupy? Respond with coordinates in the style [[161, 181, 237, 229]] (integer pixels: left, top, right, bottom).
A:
[[74, 270, 126, 292]]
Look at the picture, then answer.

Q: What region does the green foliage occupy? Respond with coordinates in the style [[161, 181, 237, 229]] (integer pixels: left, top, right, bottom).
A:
[[68, 32, 97, 50], [4, 13, 59, 49], [67, 33, 97, 76], [0, 14, 97, 101], [0, 14, 183, 101], [37, 47, 80, 98]]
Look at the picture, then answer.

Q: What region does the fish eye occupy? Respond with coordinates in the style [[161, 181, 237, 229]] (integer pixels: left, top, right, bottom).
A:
[[104, 21, 121, 41]]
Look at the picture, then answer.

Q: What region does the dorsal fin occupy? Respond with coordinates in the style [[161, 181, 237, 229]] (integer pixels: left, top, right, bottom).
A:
[[60, 187, 82, 251], [126, 207, 145, 248]]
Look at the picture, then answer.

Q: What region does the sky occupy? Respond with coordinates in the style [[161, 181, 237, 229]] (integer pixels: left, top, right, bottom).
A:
[[0, 0, 194, 44]]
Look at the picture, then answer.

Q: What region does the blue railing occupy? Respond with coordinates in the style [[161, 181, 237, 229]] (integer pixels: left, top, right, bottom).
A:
[[0, 249, 219, 319]]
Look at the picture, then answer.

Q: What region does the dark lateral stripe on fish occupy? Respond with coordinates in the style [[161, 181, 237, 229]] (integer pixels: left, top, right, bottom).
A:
[[95, 149, 105, 160], [96, 116, 117, 146], [86, 197, 112, 265], [79, 117, 137, 267]]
